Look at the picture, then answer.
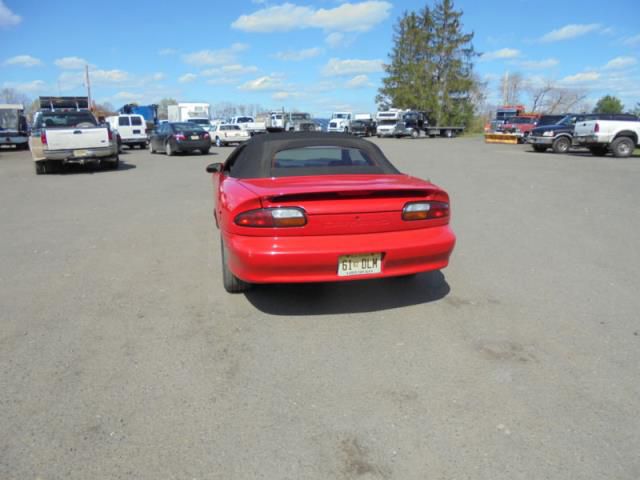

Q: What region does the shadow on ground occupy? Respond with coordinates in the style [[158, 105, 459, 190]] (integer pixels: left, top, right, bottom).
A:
[[59, 162, 137, 174], [245, 270, 450, 315]]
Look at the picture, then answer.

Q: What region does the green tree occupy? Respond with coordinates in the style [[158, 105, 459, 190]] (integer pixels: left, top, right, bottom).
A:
[[377, 0, 478, 127], [593, 95, 624, 114], [157, 97, 178, 120]]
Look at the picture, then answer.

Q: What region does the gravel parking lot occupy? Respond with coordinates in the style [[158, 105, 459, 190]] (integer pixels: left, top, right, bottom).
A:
[[1, 138, 639, 479]]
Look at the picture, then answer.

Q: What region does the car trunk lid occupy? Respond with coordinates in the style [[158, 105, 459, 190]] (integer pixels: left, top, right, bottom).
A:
[[239, 175, 449, 235]]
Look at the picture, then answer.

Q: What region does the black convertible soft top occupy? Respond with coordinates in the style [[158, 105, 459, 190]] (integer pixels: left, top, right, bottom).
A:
[[227, 132, 401, 179]]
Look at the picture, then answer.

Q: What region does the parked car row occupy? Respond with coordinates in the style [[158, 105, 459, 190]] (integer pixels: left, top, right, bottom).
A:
[[527, 113, 639, 157]]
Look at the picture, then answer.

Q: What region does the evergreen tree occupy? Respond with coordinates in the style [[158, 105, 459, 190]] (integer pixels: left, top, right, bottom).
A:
[[377, 0, 478, 126], [593, 95, 624, 114]]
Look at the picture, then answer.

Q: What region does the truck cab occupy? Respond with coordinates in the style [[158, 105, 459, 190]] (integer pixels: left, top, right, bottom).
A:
[[327, 112, 353, 133]]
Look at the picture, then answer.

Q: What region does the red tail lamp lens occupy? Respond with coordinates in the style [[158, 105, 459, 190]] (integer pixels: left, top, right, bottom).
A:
[[235, 208, 307, 227], [402, 201, 449, 221]]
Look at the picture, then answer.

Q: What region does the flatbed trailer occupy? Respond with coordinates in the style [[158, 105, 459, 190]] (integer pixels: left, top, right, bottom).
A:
[[424, 126, 464, 138]]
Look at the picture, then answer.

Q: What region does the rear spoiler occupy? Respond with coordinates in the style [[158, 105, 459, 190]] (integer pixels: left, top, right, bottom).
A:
[[39, 96, 89, 112]]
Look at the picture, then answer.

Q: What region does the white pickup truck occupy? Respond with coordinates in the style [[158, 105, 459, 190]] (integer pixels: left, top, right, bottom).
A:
[[30, 109, 119, 174], [229, 116, 266, 135], [573, 114, 640, 157]]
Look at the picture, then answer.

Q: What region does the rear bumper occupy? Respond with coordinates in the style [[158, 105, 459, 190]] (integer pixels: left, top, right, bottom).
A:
[[121, 137, 147, 144], [175, 139, 211, 151], [222, 226, 456, 284], [40, 146, 116, 161], [0, 135, 28, 145]]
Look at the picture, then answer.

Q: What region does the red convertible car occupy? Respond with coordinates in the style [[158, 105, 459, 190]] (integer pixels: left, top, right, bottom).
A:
[[206, 132, 456, 292]]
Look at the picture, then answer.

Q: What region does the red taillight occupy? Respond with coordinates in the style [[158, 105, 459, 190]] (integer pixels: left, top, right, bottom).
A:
[[175, 133, 186, 141], [107, 129, 113, 141], [594, 122, 599, 133], [402, 201, 449, 221], [235, 208, 307, 227], [40, 130, 47, 145], [203, 133, 210, 139]]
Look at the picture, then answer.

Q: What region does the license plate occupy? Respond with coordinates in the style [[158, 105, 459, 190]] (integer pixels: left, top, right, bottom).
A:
[[73, 149, 89, 157], [133, 130, 140, 134], [191, 135, 199, 140], [338, 253, 382, 277]]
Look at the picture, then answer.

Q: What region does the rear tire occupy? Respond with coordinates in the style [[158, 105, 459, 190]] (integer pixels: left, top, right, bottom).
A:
[[165, 141, 174, 156], [34, 160, 46, 174], [221, 239, 250, 293], [411, 129, 419, 138], [589, 146, 608, 157], [532, 145, 548, 153], [106, 155, 119, 170], [610, 137, 634, 158], [552, 137, 571, 154], [200, 148, 210, 155], [149, 141, 156, 154]]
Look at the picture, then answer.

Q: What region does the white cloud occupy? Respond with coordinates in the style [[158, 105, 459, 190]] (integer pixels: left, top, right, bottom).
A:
[[325, 32, 345, 48], [272, 91, 302, 100], [57, 69, 129, 91], [201, 64, 258, 77], [274, 47, 323, 61], [3, 55, 42, 67], [479, 48, 520, 61], [345, 74, 373, 88], [561, 71, 600, 84], [623, 34, 640, 46], [238, 75, 285, 91], [92, 69, 129, 83], [182, 43, 249, 66], [232, 1, 391, 33], [540, 24, 601, 42], [158, 48, 178, 56], [322, 58, 383, 76], [54, 56, 88, 69], [603, 56, 637, 70], [0, 0, 21, 27], [178, 73, 197, 83], [518, 58, 559, 69], [2, 79, 46, 93], [151, 72, 165, 81]]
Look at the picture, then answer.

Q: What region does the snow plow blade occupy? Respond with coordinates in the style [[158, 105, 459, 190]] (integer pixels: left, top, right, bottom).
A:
[[484, 133, 519, 144]]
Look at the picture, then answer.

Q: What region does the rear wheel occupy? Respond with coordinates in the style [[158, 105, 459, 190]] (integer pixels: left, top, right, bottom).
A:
[[411, 129, 419, 139], [149, 140, 156, 154], [552, 136, 571, 154], [589, 146, 608, 157], [104, 154, 119, 170], [34, 160, 46, 174], [200, 148, 210, 155], [215, 137, 222, 147], [221, 239, 250, 293], [165, 141, 174, 156], [610, 137, 634, 158], [532, 145, 548, 153]]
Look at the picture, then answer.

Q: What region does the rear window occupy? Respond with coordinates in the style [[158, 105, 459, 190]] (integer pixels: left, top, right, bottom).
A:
[[38, 112, 98, 128], [273, 146, 375, 169], [118, 117, 130, 126], [131, 116, 143, 126], [173, 122, 204, 132]]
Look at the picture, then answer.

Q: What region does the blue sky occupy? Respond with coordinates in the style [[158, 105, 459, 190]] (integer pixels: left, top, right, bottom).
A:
[[1, 0, 639, 116]]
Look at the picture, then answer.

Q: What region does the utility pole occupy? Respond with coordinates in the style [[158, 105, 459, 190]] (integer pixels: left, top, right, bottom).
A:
[[85, 64, 92, 111]]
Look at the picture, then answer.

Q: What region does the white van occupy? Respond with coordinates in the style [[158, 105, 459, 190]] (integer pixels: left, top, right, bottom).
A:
[[107, 114, 147, 149]]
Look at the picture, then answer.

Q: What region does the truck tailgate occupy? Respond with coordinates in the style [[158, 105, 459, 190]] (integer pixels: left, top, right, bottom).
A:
[[46, 127, 110, 150]]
